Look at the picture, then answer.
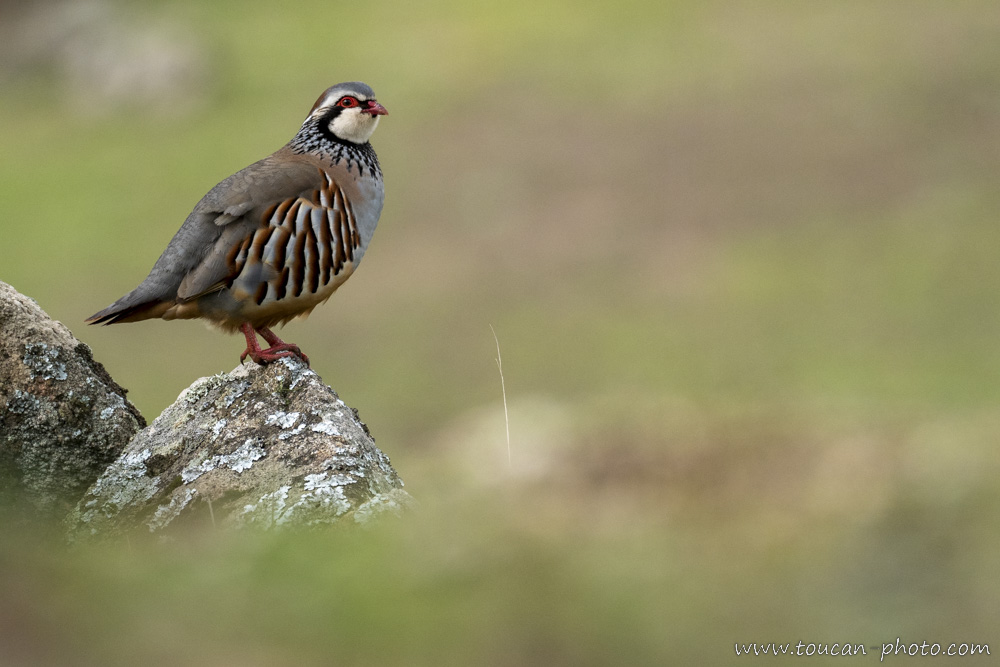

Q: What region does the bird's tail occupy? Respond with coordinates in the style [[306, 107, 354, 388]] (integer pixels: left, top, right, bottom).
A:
[[86, 290, 172, 325]]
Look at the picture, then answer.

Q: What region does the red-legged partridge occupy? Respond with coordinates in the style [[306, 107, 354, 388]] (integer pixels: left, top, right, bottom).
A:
[[87, 81, 387, 365]]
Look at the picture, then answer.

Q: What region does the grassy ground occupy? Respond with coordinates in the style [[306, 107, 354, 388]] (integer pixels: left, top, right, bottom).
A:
[[2, 0, 1000, 664]]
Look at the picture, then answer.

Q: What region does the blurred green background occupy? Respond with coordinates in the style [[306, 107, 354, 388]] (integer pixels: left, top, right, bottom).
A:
[[3, 0, 1000, 664]]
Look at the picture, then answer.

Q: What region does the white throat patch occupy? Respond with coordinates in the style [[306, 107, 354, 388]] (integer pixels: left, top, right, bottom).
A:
[[328, 109, 380, 144]]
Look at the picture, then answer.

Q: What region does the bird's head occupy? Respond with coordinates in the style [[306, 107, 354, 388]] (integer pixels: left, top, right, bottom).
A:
[[306, 81, 387, 145]]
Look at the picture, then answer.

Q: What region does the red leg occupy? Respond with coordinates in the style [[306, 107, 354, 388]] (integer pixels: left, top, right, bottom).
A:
[[239, 322, 262, 363], [240, 323, 310, 366]]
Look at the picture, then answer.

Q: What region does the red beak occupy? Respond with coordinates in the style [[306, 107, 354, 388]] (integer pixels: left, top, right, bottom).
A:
[[363, 100, 388, 116]]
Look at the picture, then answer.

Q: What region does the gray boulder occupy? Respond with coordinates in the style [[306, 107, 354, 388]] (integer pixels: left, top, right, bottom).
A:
[[68, 357, 412, 540], [0, 280, 145, 519]]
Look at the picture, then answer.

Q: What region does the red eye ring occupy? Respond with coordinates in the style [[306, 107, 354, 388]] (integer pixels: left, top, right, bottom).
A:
[[337, 96, 359, 108]]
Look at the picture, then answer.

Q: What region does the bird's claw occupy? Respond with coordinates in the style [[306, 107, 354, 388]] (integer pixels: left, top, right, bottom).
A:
[[240, 344, 309, 367]]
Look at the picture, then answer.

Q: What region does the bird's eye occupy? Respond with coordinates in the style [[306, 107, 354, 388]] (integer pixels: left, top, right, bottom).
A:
[[338, 97, 359, 108]]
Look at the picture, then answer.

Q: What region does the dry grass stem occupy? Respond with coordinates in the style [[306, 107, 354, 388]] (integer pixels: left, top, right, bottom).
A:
[[490, 324, 511, 468]]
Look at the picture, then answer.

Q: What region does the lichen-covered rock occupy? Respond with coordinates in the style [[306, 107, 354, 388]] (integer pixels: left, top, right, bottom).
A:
[[0, 280, 145, 519], [67, 357, 412, 540]]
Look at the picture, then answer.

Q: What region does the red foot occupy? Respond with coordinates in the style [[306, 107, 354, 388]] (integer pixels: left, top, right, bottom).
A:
[[239, 323, 310, 366]]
